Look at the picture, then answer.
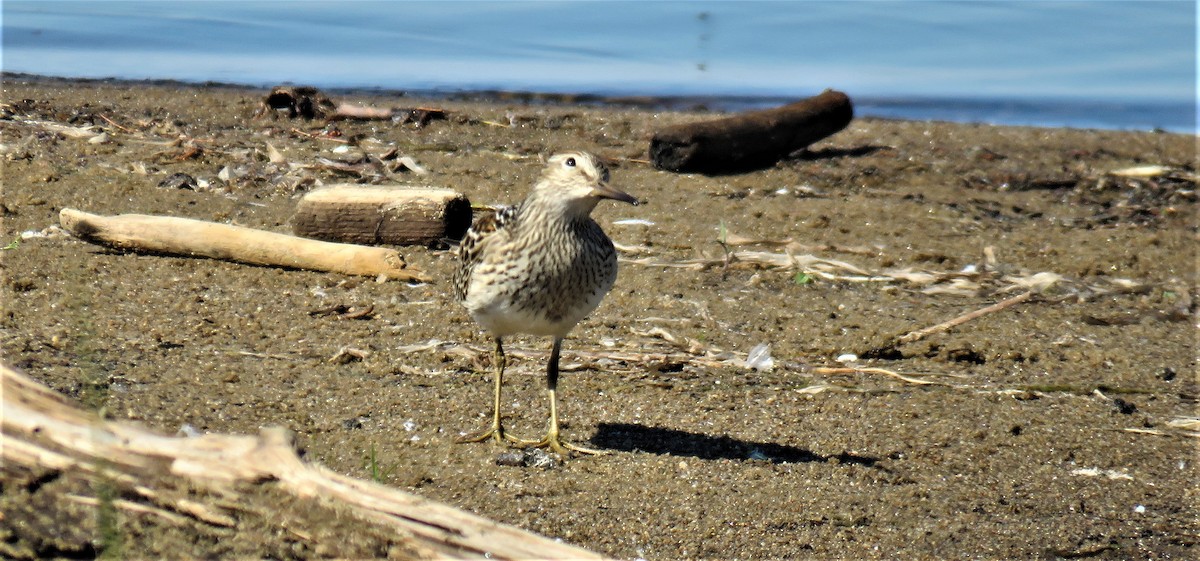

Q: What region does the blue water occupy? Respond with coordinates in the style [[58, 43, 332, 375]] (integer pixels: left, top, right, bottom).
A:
[[2, 1, 1195, 132]]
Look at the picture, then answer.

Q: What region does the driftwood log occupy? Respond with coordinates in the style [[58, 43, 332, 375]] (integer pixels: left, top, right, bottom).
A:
[[0, 363, 608, 560], [59, 208, 429, 282], [293, 185, 472, 247], [649, 89, 853, 174]]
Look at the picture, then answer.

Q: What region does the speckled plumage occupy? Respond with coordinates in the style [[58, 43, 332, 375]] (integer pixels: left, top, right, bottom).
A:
[[454, 151, 638, 455]]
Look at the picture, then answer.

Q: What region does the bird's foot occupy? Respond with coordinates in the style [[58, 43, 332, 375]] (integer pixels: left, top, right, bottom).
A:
[[455, 422, 525, 445]]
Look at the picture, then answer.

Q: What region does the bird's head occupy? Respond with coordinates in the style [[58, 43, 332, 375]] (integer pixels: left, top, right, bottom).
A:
[[532, 152, 640, 214]]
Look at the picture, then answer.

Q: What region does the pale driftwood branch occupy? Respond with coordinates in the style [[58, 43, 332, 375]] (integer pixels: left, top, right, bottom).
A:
[[292, 185, 472, 247], [0, 363, 608, 560], [59, 208, 430, 282]]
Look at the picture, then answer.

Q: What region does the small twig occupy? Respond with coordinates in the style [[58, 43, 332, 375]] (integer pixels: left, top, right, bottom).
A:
[[330, 346, 370, 364], [232, 351, 296, 360], [65, 494, 189, 526], [98, 113, 135, 134], [631, 326, 725, 356], [290, 128, 350, 143], [813, 366, 939, 386], [895, 291, 1035, 345]]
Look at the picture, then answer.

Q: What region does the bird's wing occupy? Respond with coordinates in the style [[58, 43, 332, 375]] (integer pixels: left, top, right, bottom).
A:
[[453, 204, 520, 301]]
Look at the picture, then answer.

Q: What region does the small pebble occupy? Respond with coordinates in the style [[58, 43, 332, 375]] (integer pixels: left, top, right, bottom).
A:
[[1113, 398, 1137, 415], [495, 448, 561, 469], [157, 172, 198, 190]]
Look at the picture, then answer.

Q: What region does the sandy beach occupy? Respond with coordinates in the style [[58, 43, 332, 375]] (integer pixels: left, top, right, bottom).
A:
[[1, 75, 1196, 559]]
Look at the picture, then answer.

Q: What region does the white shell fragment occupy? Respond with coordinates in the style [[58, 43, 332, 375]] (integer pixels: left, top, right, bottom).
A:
[[745, 343, 774, 371], [1110, 165, 1171, 178]]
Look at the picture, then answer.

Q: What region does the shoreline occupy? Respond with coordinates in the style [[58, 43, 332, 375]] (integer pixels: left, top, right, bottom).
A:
[[4, 72, 1193, 133]]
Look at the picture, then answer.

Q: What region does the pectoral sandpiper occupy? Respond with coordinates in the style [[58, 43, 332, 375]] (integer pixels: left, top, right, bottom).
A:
[[454, 151, 639, 455]]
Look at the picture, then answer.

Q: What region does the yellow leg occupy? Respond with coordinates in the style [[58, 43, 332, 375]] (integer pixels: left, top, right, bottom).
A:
[[518, 337, 607, 455], [457, 337, 523, 445]]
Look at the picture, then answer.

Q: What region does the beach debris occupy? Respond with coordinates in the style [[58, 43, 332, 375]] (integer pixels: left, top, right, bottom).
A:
[[265, 142, 287, 164], [157, 172, 199, 190], [622, 226, 1166, 360], [864, 291, 1036, 357], [310, 156, 386, 178], [329, 104, 447, 127], [812, 366, 940, 386], [392, 155, 429, 175], [962, 164, 1196, 225], [394, 107, 448, 127], [327, 104, 394, 121], [292, 145, 431, 180], [258, 84, 448, 125], [1109, 165, 1174, 178], [745, 343, 774, 371], [15, 225, 68, 242], [152, 140, 205, 163], [259, 85, 337, 119], [329, 346, 370, 364], [58, 208, 430, 282], [1166, 417, 1200, 431], [11, 118, 103, 140], [292, 185, 472, 247], [1070, 467, 1133, 481], [622, 226, 1142, 302], [649, 89, 853, 174], [495, 448, 561, 469], [308, 303, 375, 320], [2, 364, 601, 559], [290, 126, 347, 142], [216, 165, 248, 183], [1147, 417, 1200, 438]]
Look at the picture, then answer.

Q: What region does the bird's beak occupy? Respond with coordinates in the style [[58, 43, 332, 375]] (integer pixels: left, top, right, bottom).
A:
[[592, 183, 641, 206]]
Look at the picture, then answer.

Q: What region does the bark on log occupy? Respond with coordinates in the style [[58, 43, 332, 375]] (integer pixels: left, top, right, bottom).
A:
[[59, 208, 430, 282], [0, 363, 609, 560], [292, 185, 472, 247], [649, 89, 854, 174]]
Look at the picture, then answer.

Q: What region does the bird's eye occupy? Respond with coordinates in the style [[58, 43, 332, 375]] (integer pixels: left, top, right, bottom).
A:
[[564, 157, 576, 167]]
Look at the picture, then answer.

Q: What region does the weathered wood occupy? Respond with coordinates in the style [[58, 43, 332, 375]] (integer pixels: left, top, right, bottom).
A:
[[258, 85, 336, 119], [0, 363, 610, 560], [649, 89, 854, 174], [59, 208, 429, 282], [292, 185, 472, 247]]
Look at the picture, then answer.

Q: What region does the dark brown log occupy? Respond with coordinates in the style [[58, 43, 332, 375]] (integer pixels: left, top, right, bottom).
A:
[[649, 89, 853, 174], [292, 185, 473, 248]]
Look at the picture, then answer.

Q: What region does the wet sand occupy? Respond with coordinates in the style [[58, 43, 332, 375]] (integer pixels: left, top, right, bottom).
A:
[[1, 75, 1196, 559]]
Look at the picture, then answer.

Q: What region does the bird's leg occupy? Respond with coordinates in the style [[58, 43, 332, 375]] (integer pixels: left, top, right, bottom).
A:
[[518, 337, 607, 455], [457, 337, 523, 444]]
